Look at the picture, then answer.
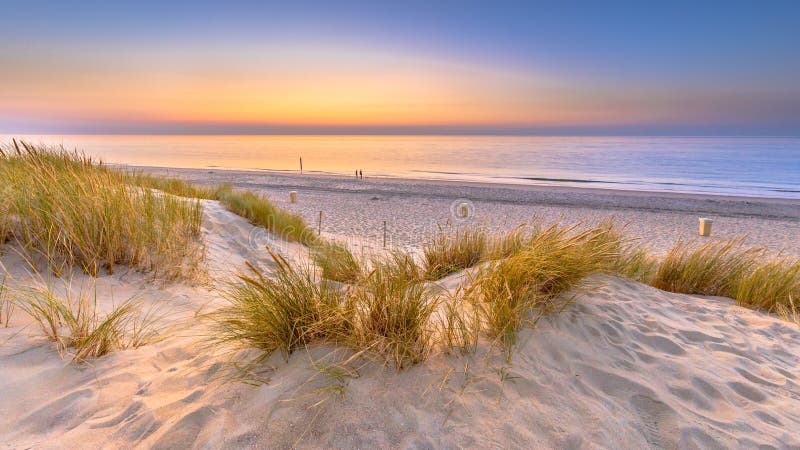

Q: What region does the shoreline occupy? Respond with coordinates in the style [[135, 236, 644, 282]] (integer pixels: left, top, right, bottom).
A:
[[137, 165, 800, 255], [126, 164, 800, 205]]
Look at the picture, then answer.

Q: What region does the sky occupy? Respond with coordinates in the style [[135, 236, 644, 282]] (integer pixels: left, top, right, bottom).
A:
[[1, 1, 799, 135]]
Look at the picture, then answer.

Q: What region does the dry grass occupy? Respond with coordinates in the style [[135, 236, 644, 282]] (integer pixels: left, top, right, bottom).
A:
[[0, 275, 12, 327], [215, 249, 437, 369], [423, 227, 487, 280], [15, 284, 159, 361], [312, 241, 363, 284], [650, 239, 761, 296], [649, 239, 800, 319], [0, 141, 203, 280], [212, 218, 800, 374], [214, 184, 319, 246], [349, 251, 438, 367], [466, 222, 624, 348], [128, 172, 217, 200], [211, 250, 351, 361], [437, 290, 480, 356], [733, 257, 800, 312], [484, 226, 529, 260]]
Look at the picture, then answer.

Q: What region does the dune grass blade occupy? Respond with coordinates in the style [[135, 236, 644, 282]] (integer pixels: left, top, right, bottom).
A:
[[127, 172, 217, 200], [614, 244, 658, 283], [15, 285, 154, 360], [214, 184, 319, 246], [212, 250, 350, 361], [132, 171, 323, 251], [438, 292, 480, 355], [350, 252, 438, 368], [423, 227, 487, 280], [651, 239, 762, 296], [733, 258, 800, 312], [0, 276, 12, 327], [313, 241, 363, 283], [0, 141, 203, 280], [485, 226, 528, 260], [468, 223, 623, 349], [776, 296, 800, 324]]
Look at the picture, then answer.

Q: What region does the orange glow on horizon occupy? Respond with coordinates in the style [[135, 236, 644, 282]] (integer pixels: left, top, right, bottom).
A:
[[1, 42, 760, 131]]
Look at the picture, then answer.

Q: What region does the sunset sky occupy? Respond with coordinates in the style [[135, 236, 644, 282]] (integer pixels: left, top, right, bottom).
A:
[[1, 1, 799, 135]]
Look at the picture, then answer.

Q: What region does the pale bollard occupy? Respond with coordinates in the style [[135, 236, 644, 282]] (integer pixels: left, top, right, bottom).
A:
[[699, 218, 713, 237], [289, 191, 297, 204], [459, 203, 469, 218]]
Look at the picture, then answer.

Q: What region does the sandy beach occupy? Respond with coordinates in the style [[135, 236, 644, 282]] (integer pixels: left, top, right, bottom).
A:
[[2, 165, 799, 448], [138, 166, 800, 255], [5, 1, 800, 447], [1, 194, 799, 448]]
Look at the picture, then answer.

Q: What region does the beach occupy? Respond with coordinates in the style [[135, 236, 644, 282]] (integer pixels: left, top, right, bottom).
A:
[[139, 166, 800, 255], [1, 195, 799, 448], [1, 157, 800, 448], [5, 1, 800, 447]]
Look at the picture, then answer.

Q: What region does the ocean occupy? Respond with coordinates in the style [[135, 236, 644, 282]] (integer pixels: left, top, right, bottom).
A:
[[3, 135, 799, 198]]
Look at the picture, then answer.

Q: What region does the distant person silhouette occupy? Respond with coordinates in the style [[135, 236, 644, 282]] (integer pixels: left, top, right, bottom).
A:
[[359, 170, 363, 179]]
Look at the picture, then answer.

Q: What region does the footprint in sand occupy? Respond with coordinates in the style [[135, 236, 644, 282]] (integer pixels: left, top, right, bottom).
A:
[[150, 406, 217, 450], [727, 381, 767, 403], [630, 394, 679, 449]]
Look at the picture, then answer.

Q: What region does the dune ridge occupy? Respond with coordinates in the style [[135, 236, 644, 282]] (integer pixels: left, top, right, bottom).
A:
[[1, 201, 799, 448]]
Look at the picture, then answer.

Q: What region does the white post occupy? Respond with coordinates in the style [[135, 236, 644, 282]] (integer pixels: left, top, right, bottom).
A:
[[699, 218, 713, 237], [459, 203, 469, 218]]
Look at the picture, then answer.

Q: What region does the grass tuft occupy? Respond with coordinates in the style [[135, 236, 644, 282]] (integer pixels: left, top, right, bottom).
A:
[[650, 239, 761, 296], [214, 184, 319, 246], [211, 249, 351, 361], [0, 141, 204, 280], [312, 241, 363, 284], [733, 258, 800, 312], [15, 284, 158, 361], [467, 222, 624, 349], [350, 251, 438, 368], [423, 227, 487, 280]]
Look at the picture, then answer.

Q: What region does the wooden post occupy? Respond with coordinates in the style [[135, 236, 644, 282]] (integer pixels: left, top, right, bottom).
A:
[[318, 210, 322, 235], [383, 220, 387, 248], [300, 157, 303, 174]]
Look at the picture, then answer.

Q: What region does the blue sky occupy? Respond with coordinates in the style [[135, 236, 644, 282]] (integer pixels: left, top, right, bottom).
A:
[[1, 1, 799, 135]]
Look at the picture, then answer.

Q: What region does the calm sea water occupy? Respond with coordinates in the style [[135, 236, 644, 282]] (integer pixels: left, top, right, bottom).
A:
[[3, 135, 799, 198]]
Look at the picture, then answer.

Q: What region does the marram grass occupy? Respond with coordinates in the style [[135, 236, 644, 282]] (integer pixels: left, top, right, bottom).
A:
[[0, 275, 12, 327], [15, 283, 160, 361], [214, 220, 800, 373], [213, 184, 320, 246], [652, 239, 800, 317], [651, 239, 761, 296], [349, 250, 438, 367], [0, 141, 203, 280], [734, 258, 800, 312], [466, 222, 625, 349], [423, 226, 487, 280], [211, 250, 352, 361], [312, 241, 363, 284]]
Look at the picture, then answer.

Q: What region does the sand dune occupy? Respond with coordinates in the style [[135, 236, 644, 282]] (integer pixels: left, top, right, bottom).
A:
[[1, 199, 799, 449]]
